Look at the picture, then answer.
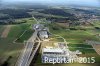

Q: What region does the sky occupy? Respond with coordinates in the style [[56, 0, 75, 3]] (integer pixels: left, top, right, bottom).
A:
[[1, 0, 100, 7]]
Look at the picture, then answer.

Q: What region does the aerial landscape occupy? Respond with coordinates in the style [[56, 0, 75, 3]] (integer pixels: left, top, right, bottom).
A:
[[0, 0, 100, 66]]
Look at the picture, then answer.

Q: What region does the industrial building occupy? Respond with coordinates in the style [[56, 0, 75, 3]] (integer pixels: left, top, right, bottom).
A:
[[38, 30, 49, 40], [42, 42, 82, 63]]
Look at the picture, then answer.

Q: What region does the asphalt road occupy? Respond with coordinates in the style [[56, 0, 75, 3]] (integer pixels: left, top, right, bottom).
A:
[[17, 17, 42, 66], [26, 36, 41, 66], [17, 31, 37, 66]]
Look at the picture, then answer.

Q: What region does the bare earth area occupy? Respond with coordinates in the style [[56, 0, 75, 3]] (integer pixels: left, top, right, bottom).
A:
[[1, 25, 12, 38]]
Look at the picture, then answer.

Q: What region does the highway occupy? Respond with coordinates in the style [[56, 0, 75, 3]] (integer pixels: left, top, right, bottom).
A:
[[26, 36, 41, 66], [17, 16, 41, 66], [17, 31, 37, 66]]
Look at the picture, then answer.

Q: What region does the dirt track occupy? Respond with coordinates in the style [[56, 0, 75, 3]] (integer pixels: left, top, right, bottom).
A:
[[1, 25, 12, 38]]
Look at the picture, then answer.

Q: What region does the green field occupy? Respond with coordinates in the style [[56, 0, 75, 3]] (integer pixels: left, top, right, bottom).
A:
[[0, 18, 35, 66], [0, 25, 24, 66], [0, 25, 5, 36], [67, 44, 93, 48], [49, 23, 100, 44], [12, 24, 34, 43], [16, 29, 34, 43], [69, 48, 96, 54], [92, 20, 100, 27], [15, 18, 36, 24], [47, 22, 100, 64]]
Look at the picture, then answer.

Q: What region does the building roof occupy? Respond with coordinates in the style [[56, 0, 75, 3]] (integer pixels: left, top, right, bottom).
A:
[[43, 48, 63, 53]]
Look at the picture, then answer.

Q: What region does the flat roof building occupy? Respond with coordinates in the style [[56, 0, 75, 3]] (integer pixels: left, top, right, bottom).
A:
[[41, 42, 82, 63], [38, 30, 49, 40]]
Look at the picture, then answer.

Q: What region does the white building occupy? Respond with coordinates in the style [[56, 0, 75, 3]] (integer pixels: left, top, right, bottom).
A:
[[41, 42, 82, 63], [42, 46, 69, 55], [42, 46, 70, 63], [39, 30, 49, 40], [33, 24, 44, 31]]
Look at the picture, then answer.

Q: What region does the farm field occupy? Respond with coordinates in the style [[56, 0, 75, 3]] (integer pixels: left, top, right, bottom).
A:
[[92, 20, 100, 27], [0, 1, 100, 66], [0, 19, 35, 66], [67, 44, 93, 48], [0, 25, 24, 66], [49, 23, 100, 44], [1, 25, 12, 38], [15, 18, 36, 24], [42, 22, 100, 64]]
